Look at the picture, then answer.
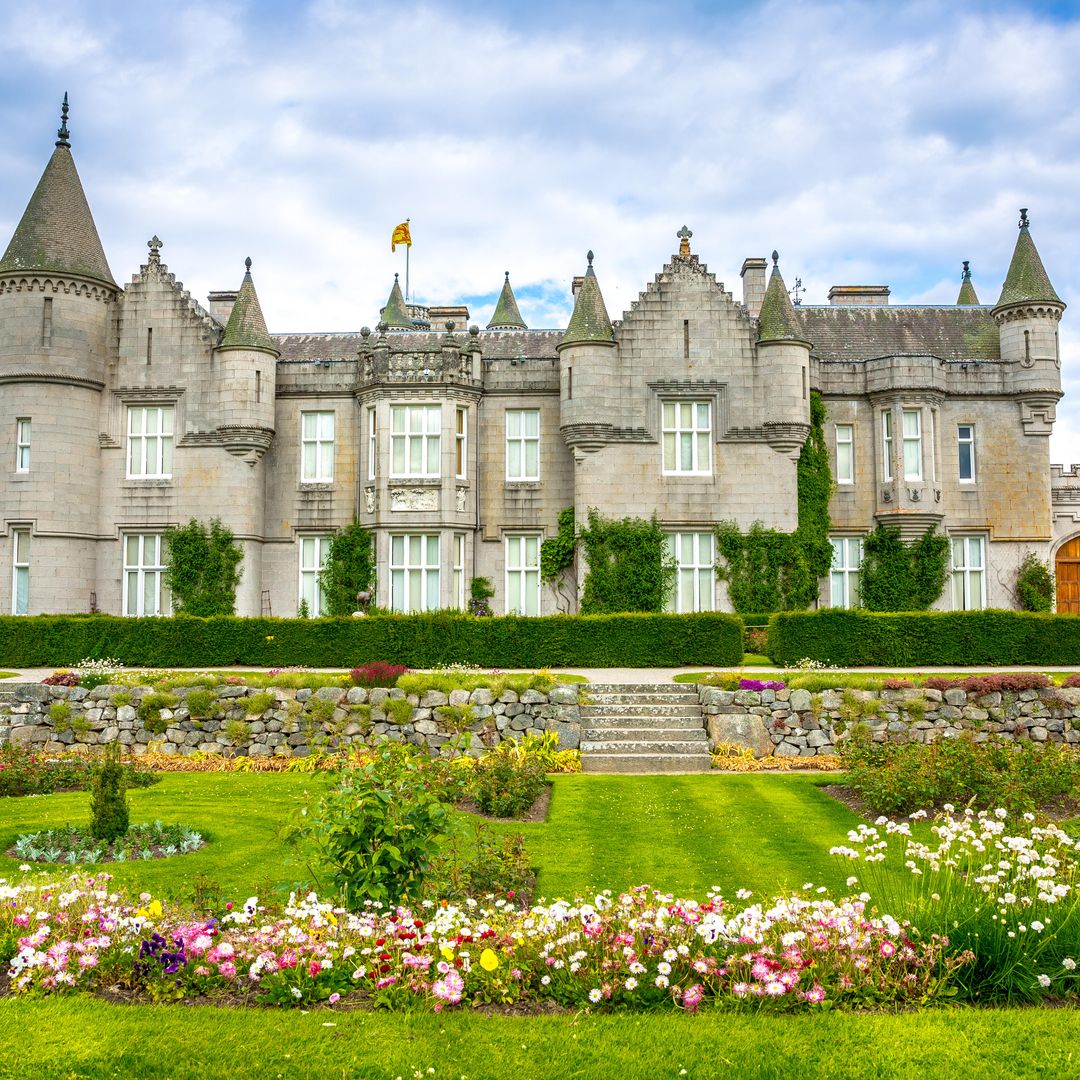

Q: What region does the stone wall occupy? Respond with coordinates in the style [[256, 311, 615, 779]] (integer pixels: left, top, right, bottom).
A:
[[698, 684, 1080, 758], [0, 683, 581, 758]]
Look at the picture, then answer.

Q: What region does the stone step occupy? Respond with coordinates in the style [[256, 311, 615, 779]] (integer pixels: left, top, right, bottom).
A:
[[582, 715, 705, 731], [584, 694, 700, 707], [580, 738, 710, 755], [579, 703, 701, 717], [587, 684, 696, 695], [583, 727, 708, 743], [581, 752, 713, 774]]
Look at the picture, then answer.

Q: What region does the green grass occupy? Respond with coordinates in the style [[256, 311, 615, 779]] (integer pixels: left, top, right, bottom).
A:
[[1, 999, 1078, 1080], [0, 671, 16, 680], [742, 653, 772, 666]]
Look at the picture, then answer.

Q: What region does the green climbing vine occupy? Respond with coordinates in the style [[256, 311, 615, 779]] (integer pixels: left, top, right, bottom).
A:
[[163, 518, 244, 617], [579, 509, 675, 614], [540, 507, 576, 582], [858, 525, 949, 611], [714, 392, 833, 612], [318, 519, 376, 616]]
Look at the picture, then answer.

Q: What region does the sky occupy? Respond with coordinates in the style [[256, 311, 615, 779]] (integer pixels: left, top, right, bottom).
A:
[[3, 0, 1080, 461]]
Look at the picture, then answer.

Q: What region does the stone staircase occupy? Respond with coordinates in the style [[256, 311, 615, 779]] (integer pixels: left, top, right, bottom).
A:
[[579, 683, 711, 773]]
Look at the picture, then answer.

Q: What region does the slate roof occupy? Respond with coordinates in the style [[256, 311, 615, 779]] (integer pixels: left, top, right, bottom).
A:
[[996, 222, 1062, 308], [0, 144, 115, 286], [561, 253, 614, 347], [797, 306, 1001, 361], [487, 272, 527, 329], [758, 257, 804, 342], [380, 275, 415, 329], [221, 261, 275, 351], [273, 329, 562, 362], [956, 263, 979, 306]]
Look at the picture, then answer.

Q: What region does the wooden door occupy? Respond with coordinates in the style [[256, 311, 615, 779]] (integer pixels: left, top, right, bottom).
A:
[[1056, 537, 1080, 612]]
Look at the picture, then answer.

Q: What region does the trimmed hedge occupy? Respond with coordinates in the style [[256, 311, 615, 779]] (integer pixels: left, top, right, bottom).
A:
[[768, 609, 1080, 667], [0, 612, 742, 670]]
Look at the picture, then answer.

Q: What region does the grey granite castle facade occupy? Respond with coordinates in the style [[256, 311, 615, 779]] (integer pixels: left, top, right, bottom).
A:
[[2, 104, 1077, 618]]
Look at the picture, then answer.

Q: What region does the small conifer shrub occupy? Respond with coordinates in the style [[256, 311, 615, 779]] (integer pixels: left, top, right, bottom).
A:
[[90, 742, 130, 842]]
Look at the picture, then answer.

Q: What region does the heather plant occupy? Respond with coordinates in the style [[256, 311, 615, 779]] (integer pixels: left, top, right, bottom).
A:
[[350, 662, 409, 688]]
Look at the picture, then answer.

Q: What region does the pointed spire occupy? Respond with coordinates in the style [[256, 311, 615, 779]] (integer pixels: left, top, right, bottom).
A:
[[380, 272, 415, 329], [560, 250, 614, 347], [995, 208, 1062, 309], [757, 251, 804, 342], [956, 260, 980, 305], [487, 271, 528, 329], [220, 257, 275, 352], [0, 98, 115, 286]]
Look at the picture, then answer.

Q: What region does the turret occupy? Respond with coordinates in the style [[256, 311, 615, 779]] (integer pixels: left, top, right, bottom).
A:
[[557, 251, 616, 453], [487, 272, 528, 329], [992, 209, 1064, 421], [956, 261, 979, 305], [213, 258, 278, 464], [756, 251, 811, 456], [380, 273, 415, 330]]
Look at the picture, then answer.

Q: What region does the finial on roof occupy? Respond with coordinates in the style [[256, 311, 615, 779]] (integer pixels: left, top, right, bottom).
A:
[[771, 250, 779, 268], [395, 272, 400, 281], [1019, 208, 1029, 229], [962, 260, 971, 280], [505, 270, 510, 280], [587, 250, 594, 268], [147, 236, 163, 264], [957, 260, 979, 305], [677, 225, 693, 256], [56, 93, 70, 148], [245, 256, 252, 273]]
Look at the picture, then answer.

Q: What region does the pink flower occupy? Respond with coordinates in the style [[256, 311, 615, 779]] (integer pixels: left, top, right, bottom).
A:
[[682, 984, 704, 1012], [879, 941, 897, 958], [218, 961, 237, 979], [328, 993, 340, 1004], [803, 984, 826, 1004], [309, 960, 322, 978], [764, 980, 786, 996]]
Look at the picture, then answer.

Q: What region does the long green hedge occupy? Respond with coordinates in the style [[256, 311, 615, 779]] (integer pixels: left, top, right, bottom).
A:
[[0, 612, 742, 669], [768, 609, 1080, 667]]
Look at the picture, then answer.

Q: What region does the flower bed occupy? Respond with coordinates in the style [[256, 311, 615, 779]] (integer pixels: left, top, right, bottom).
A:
[[8, 822, 205, 864], [0, 744, 160, 798]]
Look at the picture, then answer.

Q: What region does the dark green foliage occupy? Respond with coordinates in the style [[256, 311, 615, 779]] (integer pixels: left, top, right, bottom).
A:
[[467, 746, 548, 818], [579, 509, 674, 613], [163, 518, 244, 617], [0, 611, 742, 668], [841, 730, 1080, 815], [767, 608, 1080, 666], [1016, 552, 1055, 613], [714, 392, 833, 612], [90, 743, 129, 842], [318, 520, 376, 617], [858, 525, 949, 611], [540, 507, 576, 582], [0, 744, 159, 798], [468, 576, 494, 617], [431, 823, 534, 901]]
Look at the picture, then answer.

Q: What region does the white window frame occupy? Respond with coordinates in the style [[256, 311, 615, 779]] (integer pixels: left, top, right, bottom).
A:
[[505, 534, 541, 615], [662, 400, 712, 475], [951, 536, 986, 611], [301, 411, 335, 483], [453, 533, 466, 610], [881, 410, 893, 482], [126, 406, 174, 479], [390, 405, 442, 478], [390, 533, 440, 612], [958, 423, 976, 484], [12, 529, 30, 615], [834, 423, 854, 485], [902, 408, 922, 482], [505, 409, 540, 481], [367, 408, 376, 482], [665, 531, 715, 612], [829, 536, 863, 609], [455, 407, 468, 480], [122, 534, 170, 617], [299, 535, 330, 616], [15, 419, 30, 474]]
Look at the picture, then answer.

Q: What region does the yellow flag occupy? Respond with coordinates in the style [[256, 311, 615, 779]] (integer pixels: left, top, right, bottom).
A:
[[391, 221, 412, 252]]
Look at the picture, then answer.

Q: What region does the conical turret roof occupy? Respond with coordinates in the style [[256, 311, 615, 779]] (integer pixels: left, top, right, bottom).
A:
[[0, 100, 115, 287], [487, 271, 527, 329], [221, 258, 275, 352], [956, 261, 979, 305], [757, 252, 805, 342], [380, 274, 415, 329], [560, 252, 614, 347], [996, 210, 1062, 308]]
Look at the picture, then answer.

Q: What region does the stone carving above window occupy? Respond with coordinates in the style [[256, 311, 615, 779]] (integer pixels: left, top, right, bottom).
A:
[[389, 486, 439, 511]]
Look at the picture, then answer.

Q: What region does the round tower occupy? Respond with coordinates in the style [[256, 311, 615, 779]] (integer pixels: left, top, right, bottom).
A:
[[0, 98, 118, 613]]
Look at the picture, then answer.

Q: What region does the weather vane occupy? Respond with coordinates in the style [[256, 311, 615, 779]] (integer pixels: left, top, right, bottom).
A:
[[791, 277, 804, 306]]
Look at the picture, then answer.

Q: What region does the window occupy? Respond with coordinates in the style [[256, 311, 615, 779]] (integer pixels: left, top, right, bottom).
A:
[[301, 411, 335, 483], [505, 409, 540, 481], [390, 534, 440, 612], [834, 423, 853, 484], [456, 407, 467, 479], [666, 532, 714, 612], [505, 535, 541, 615], [958, 424, 976, 483], [391, 405, 441, 477], [453, 533, 466, 609], [902, 408, 922, 481], [123, 534, 169, 616], [881, 410, 893, 482], [127, 406, 174, 479], [15, 419, 30, 473], [367, 408, 377, 481], [299, 536, 330, 615], [11, 529, 29, 615], [662, 401, 711, 474], [951, 536, 985, 610], [830, 537, 863, 608]]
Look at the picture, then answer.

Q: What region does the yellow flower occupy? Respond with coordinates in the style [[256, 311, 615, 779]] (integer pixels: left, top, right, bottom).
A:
[[266, 635, 275, 642], [136, 899, 163, 920], [441, 945, 455, 962], [479, 948, 499, 972]]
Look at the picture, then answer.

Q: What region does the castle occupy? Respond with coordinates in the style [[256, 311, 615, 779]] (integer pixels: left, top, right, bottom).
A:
[[3, 101, 1079, 618]]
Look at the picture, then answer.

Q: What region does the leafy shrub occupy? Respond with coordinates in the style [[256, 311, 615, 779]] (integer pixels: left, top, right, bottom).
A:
[[431, 822, 534, 901], [468, 577, 495, 618], [921, 673, 1051, 694], [1063, 674, 1080, 689], [48, 701, 72, 728], [467, 744, 548, 818], [384, 698, 414, 725], [858, 525, 949, 611], [90, 743, 130, 842], [1016, 552, 1055, 613], [317, 519, 376, 616], [579, 510, 674, 613], [163, 518, 244, 617], [745, 626, 769, 654], [42, 671, 79, 686], [138, 691, 179, 734], [0, 745, 159, 797], [351, 662, 409, 687]]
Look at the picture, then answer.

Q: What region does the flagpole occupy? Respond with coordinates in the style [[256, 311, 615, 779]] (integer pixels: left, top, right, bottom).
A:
[[405, 217, 411, 301]]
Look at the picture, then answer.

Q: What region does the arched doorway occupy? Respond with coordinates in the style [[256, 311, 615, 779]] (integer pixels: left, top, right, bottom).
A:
[[1056, 537, 1080, 612]]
